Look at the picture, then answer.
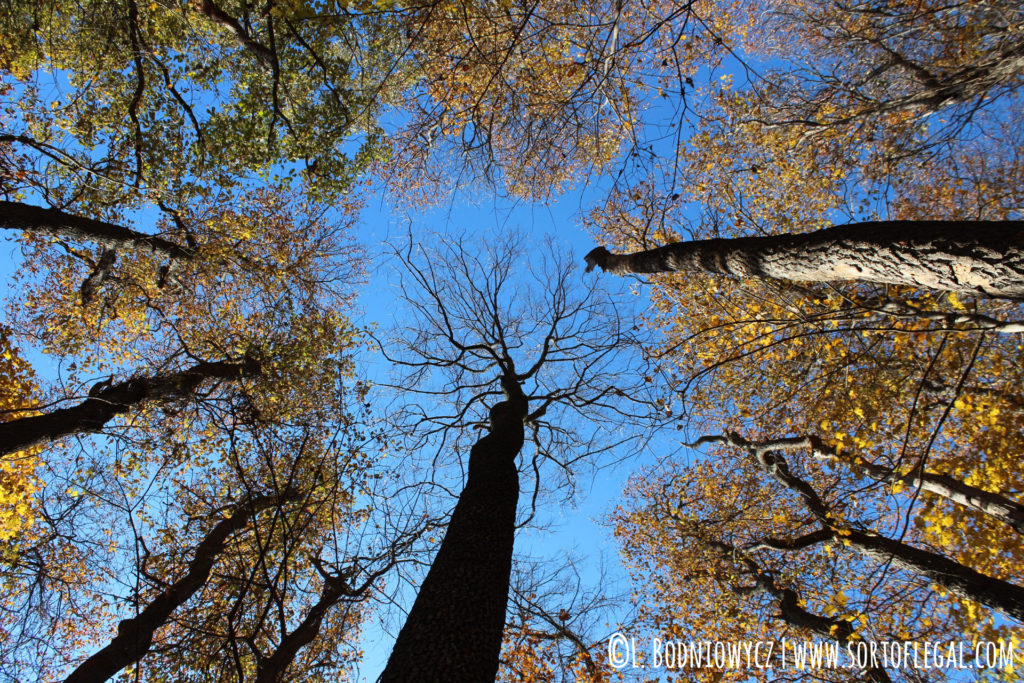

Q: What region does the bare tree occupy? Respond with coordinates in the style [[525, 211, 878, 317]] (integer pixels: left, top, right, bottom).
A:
[[374, 233, 661, 681]]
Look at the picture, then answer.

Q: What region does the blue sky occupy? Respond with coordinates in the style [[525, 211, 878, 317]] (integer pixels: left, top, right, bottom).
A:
[[5, 11, 1022, 680], [348, 177, 676, 679], [0, 158, 677, 680]]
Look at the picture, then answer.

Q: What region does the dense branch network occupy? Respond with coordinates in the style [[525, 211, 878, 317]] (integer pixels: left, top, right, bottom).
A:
[[375, 233, 662, 680]]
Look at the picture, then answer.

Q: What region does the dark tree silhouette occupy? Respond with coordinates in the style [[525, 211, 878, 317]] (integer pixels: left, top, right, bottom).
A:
[[63, 490, 298, 683], [0, 357, 261, 457], [381, 374, 527, 682], [0, 201, 195, 261], [376, 234, 660, 681]]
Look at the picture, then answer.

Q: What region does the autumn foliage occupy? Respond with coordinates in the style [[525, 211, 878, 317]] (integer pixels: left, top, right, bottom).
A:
[[1, 0, 1023, 681]]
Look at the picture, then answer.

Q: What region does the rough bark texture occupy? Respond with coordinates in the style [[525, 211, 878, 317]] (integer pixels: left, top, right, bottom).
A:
[[0, 358, 260, 456], [0, 200, 194, 261], [194, 0, 274, 68], [380, 381, 526, 682], [63, 492, 293, 683], [585, 220, 1024, 298], [889, 38, 1024, 117], [844, 529, 1024, 622]]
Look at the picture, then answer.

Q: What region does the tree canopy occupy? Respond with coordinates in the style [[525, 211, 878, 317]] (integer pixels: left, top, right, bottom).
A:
[[1, 0, 1022, 680]]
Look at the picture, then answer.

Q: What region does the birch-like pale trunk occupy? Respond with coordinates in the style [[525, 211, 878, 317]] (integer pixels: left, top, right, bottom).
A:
[[727, 435, 1024, 534], [811, 446, 1024, 533]]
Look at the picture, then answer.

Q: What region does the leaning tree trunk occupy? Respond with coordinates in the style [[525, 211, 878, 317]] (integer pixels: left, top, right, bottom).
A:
[[844, 528, 1024, 623], [0, 357, 260, 456], [741, 436, 1024, 624], [64, 491, 294, 683], [255, 571, 361, 683], [709, 538, 892, 683], [380, 378, 527, 682], [0, 201, 195, 261], [809, 441, 1024, 534], [585, 220, 1024, 299], [1, 200, 197, 303]]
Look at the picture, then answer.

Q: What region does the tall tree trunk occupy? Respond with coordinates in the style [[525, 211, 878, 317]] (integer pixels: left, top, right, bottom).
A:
[[0, 358, 260, 456], [585, 220, 1024, 299], [0, 200, 194, 261], [381, 379, 527, 682], [64, 491, 294, 683]]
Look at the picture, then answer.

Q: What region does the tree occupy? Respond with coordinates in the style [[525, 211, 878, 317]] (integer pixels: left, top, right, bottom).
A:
[[374, 234, 660, 680], [585, 219, 1024, 298], [576, 1, 1024, 671], [0, 181, 368, 683], [3, 184, 362, 449], [381, 374, 526, 681], [378, 0, 706, 202], [62, 489, 299, 683], [1, 200, 194, 262], [614, 433, 1024, 682], [709, 433, 1024, 621], [0, 377, 403, 683], [0, 324, 42, 543], [499, 557, 631, 683], [0, 0, 403, 207], [0, 356, 260, 456], [737, 0, 1024, 141]]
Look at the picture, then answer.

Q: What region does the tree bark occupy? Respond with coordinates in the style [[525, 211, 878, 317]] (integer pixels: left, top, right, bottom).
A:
[[708, 538, 891, 683], [0, 358, 260, 457], [194, 0, 274, 68], [585, 220, 1024, 299], [0, 201, 194, 261], [380, 379, 527, 682], [809, 441, 1024, 534], [723, 435, 1024, 534], [802, 37, 1024, 126], [731, 435, 1024, 624], [255, 573, 359, 683], [843, 528, 1024, 623], [63, 492, 294, 683]]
